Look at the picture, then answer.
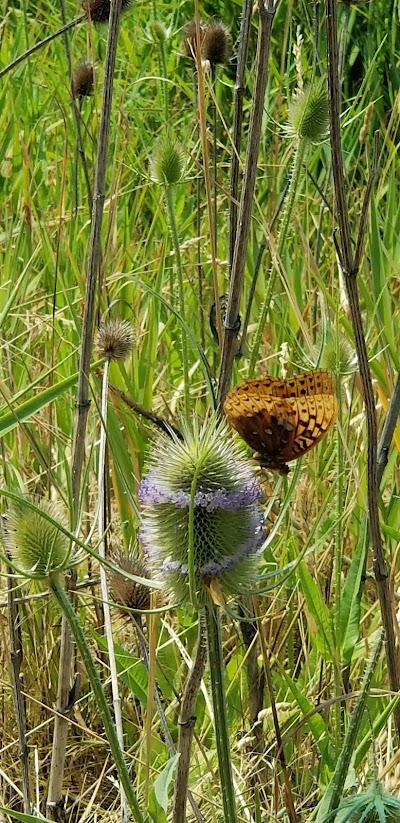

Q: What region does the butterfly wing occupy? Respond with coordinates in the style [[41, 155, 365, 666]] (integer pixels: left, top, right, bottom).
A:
[[224, 370, 338, 472], [224, 391, 297, 470]]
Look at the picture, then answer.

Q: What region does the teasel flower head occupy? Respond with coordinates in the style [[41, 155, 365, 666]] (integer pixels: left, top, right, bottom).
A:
[[150, 134, 185, 186], [138, 415, 265, 607], [146, 19, 168, 45], [82, 0, 131, 25], [72, 62, 94, 98], [321, 333, 357, 376], [108, 549, 151, 616], [96, 318, 134, 362], [202, 20, 232, 67], [287, 77, 329, 144], [3, 496, 77, 582]]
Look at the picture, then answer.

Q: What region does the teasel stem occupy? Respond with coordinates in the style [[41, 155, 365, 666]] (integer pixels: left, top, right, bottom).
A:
[[98, 357, 128, 823], [333, 330, 344, 751], [7, 561, 31, 813], [192, 8, 222, 351], [0, 15, 85, 80], [49, 1, 123, 812], [163, 184, 190, 416], [248, 136, 307, 374], [50, 574, 145, 823], [218, 0, 278, 406], [326, 0, 400, 740], [315, 631, 383, 823], [229, 0, 253, 271], [71, 0, 122, 514], [203, 600, 238, 823], [211, 66, 218, 255], [172, 621, 207, 823]]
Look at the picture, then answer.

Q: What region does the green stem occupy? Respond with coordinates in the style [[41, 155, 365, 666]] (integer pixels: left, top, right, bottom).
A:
[[164, 184, 190, 416], [333, 331, 344, 751], [188, 465, 202, 609], [249, 137, 307, 375], [50, 575, 145, 823], [203, 601, 238, 823]]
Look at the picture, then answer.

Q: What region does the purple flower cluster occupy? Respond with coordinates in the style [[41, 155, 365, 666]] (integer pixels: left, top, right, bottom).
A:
[[138, 473, 263, 511]]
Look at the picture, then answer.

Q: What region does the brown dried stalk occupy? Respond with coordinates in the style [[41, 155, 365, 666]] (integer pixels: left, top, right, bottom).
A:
[[326, 0, 400, 738]]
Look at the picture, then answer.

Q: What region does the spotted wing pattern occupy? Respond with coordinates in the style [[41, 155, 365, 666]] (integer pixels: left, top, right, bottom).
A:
[[223, 369, 338, 474]]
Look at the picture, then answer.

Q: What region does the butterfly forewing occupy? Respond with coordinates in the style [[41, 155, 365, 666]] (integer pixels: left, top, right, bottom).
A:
[[224, 369, 338, 473]]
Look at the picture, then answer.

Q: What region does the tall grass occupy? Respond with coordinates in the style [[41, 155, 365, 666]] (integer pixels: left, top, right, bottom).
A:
[[0, 0, 400, 820]]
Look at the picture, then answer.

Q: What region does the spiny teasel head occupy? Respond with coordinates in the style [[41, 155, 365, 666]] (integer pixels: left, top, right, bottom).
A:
[[96, 319, 134, 362], [321, 334, 357, 376], [138, 415, 265, 607], [72, 62, 94, 98], [182, 19, 205, 60], [150, 134, 185, 186], [147, 19, 168, 45], [108, 550, 151, 615], [82, 0, 131, 24], [336, 780, 400, 823], [3, 496, 75, 581], [202, 20, 232, 67], [287, 77, 329, 144]]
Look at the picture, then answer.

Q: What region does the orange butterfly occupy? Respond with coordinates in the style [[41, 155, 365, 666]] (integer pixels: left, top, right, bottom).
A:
[[224, 369, 338, 474]]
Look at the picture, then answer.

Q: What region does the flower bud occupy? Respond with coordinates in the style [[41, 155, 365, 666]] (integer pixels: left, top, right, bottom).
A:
[[288, 77, 329, 144], [150, 135, 185, 186], [3, 497, 74, 580], [82, 0, 131, 24], [138, 417, 265, 606]]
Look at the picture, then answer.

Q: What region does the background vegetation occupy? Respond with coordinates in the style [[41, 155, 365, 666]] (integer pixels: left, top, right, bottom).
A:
[[0, 0, 400, 820]]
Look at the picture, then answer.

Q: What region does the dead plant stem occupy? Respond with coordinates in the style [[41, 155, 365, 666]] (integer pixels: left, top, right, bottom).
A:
[[326, 0, 400, 739]]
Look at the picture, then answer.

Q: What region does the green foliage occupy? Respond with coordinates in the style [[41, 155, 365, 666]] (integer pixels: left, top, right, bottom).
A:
[[0, 0, 399, 819]]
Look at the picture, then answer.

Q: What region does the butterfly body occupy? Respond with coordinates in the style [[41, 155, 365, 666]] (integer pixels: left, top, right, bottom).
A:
[[224, 370, 338, 474]]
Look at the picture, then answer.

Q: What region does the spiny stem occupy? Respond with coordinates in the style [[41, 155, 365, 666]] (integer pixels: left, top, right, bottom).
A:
[[50, 576, 145, 823]]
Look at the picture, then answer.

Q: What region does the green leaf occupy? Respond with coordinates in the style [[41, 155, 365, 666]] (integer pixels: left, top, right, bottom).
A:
[[339, 524, 366, 663], [274, 660, 335, 774], [0, 809, 52, 823], [297, 561, 336, 663], [153, 753, 180, 812]]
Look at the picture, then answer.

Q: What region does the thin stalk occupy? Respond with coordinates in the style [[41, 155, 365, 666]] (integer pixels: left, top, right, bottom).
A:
[[99, 358, 128, 823], [71, 0, 123, 514], [50, 576, 145, 823], [229, 0, 253, 271], [218, 0, 278, 405], [211, 66, 218, 254], [193, 8, 222, 351], [326, 0, 400, 740], [249, 136, 307, 374], [164, 185, 190, 416], [171, 621, 207, 823], [50, 0, 123, 810], [0, 15, 84, 79], [203, 601, 238, 823], [7, 564, 31, 813], [315, 631, 383, 823], [333, 339, 344, 751]]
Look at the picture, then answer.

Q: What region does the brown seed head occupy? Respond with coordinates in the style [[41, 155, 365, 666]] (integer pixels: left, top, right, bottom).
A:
[[202, 20, 232, 66], [72, 62, 94, 98], [96, 319, 134, 361], [83, 0, 131, 24], [182, 19, 205, 59], [108, 551, 151, 614]]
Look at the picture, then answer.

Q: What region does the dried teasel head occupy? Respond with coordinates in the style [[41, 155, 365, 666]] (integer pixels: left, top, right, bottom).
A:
[[202, 20, 232, 66], [72, 62, 94, 98], [182, 19, 205, 60], [108, 550, 151, 616], [82, 0, 131, 24], [96, 319, 134, 362]]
